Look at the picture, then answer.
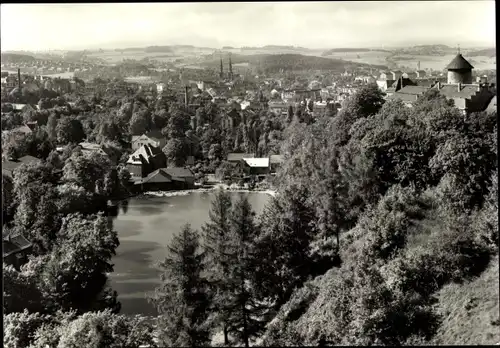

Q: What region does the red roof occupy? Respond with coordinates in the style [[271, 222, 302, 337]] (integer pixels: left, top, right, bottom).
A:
[[446, 54, 474, 70]]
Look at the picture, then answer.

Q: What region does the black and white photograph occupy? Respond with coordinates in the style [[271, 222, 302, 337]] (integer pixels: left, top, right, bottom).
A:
[[1, 1, 497, 347]]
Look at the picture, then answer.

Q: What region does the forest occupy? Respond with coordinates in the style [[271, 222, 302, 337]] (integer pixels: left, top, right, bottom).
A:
[[3, 84, 498, 347]]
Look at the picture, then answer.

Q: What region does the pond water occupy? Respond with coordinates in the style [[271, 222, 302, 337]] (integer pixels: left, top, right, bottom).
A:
[[109, 191, 271, 316]]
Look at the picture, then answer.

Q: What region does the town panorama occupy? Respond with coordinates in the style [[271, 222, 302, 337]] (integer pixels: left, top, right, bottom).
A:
[[1, 2, 498, 347]]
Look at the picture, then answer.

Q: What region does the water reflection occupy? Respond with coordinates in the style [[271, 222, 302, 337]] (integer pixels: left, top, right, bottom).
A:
[[110, 191, 271, 315]]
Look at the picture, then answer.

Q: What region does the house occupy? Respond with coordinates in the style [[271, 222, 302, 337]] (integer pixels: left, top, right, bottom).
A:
[[78, 142, 118, 164], [2, 155, 42, 178], [132, 167, 195, 192], [268, 101, 289, 117], [3, 232, 33, 270], [387, 54, 495, 114], [131, 130, 166, 151], [269, 154, 285, 173], [126, 144, 166, 179], [241, 157, 270, 176], [220, 109, 241, 131], [227, 153, 255, 164], [163, 167, 195, 187]]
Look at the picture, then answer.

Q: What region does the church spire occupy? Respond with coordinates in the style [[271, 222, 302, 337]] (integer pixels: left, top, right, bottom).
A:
[[228, 53, 233, 80], [220, 54, 224, 79]]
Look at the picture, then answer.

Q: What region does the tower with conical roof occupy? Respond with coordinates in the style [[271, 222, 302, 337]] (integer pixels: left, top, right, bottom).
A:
[[446, 49, 474, 84]]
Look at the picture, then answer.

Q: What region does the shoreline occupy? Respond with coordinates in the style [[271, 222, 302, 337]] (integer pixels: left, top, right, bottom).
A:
[[138, 184, 277, 198]]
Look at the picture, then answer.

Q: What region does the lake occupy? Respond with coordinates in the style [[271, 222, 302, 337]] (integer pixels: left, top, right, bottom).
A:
[[109, 191, 271, 316]]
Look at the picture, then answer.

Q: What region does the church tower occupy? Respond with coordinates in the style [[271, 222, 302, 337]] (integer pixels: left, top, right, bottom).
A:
[[220, 55, 224, 79], [446, 48, 474, 84], [229, 53, 233, 80]]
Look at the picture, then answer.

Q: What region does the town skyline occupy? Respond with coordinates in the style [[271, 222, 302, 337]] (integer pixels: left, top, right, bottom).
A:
[[1, 1, 496, 52]]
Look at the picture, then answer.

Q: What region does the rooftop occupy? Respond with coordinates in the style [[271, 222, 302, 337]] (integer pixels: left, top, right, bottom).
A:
[[2, 155, 41, 175], [3, 233, 32, 258], [242, 157, 270, 168], [227, 153, 255, 162], [446, 53, 474, 70]]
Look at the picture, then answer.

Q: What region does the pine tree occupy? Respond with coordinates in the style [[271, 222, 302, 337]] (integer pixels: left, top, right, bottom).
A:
[[151, 224, 211, 347], [226, 195, 266, 347], [201, 189, 233, 344]]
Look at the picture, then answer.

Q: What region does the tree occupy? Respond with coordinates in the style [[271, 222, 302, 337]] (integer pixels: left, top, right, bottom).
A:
[[3, 310, 155, 348], [2, 173, 15, 224], [201, 189, 233, 344], [162, 138, 188, 167], [2, 131, 29, 160], [62, 151, 111, 194], [208, 143, 224, 162], [129, 109, 150, 135], [332, 83, 385, 146], [254, 188, 317, 307], [151, 224, 211, 347], [225, 195, 266, 347], [38, 213, 120, 313], [56, 117, 85, 145], [163, 106, 190, 139]]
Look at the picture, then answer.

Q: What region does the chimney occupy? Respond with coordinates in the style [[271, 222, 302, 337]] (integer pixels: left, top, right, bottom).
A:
[[17, 68, 21, 90], [184, 85, 189, 107], [458, 82, 462, 92], [436, 81, 441, 89]]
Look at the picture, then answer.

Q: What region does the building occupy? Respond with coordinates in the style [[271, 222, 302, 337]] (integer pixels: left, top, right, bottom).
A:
[[3, 232, 33, 270], [78, 142, 118, 164], [132, 167, 195, 192], [126, 144, 167, 179], [241, 157, 270, 176], [268, 101, 290, 117], [131, 131, 166, 151], [227, 153, 255, 166], [446, 53, 474, 84], [387, 53, 495, 114], [2, 155, 42, 178]]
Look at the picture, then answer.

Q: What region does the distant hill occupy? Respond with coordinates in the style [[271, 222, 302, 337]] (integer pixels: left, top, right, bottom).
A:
[[1, 53, 36, 64], [322, 48, 392, 56], [393, 44, 456, 56], [467, 48, 495, 58], [144, 46, 174, 53], [241, 45, 310, 51], [201, 53, 386, 73]]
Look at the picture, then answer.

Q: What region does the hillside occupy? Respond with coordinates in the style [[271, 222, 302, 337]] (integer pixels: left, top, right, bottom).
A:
[[393, 44, 455, 56], [468, 48, 496, 58], [200, 53, 387, 73], [1, 53, 36, 64], [322, 48, 392, 55], [430, 256, 499, 345]]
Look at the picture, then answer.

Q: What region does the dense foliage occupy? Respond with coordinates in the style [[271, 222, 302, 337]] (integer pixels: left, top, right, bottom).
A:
[[3, 72, 497, 347]]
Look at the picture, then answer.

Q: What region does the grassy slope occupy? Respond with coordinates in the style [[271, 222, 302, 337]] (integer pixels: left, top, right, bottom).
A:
[[430, 255, 499, 345]]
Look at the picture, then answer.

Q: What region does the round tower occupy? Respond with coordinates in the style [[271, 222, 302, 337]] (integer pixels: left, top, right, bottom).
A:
[[446, 53, 474, 84]]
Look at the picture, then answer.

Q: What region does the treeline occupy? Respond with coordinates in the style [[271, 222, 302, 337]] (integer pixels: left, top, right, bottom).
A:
[[203, 53, 387, 74], [1, 53, 36, 64]]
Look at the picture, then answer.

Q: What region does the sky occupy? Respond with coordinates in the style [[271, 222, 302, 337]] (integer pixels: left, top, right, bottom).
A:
[[0, 1, 495, 52]]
